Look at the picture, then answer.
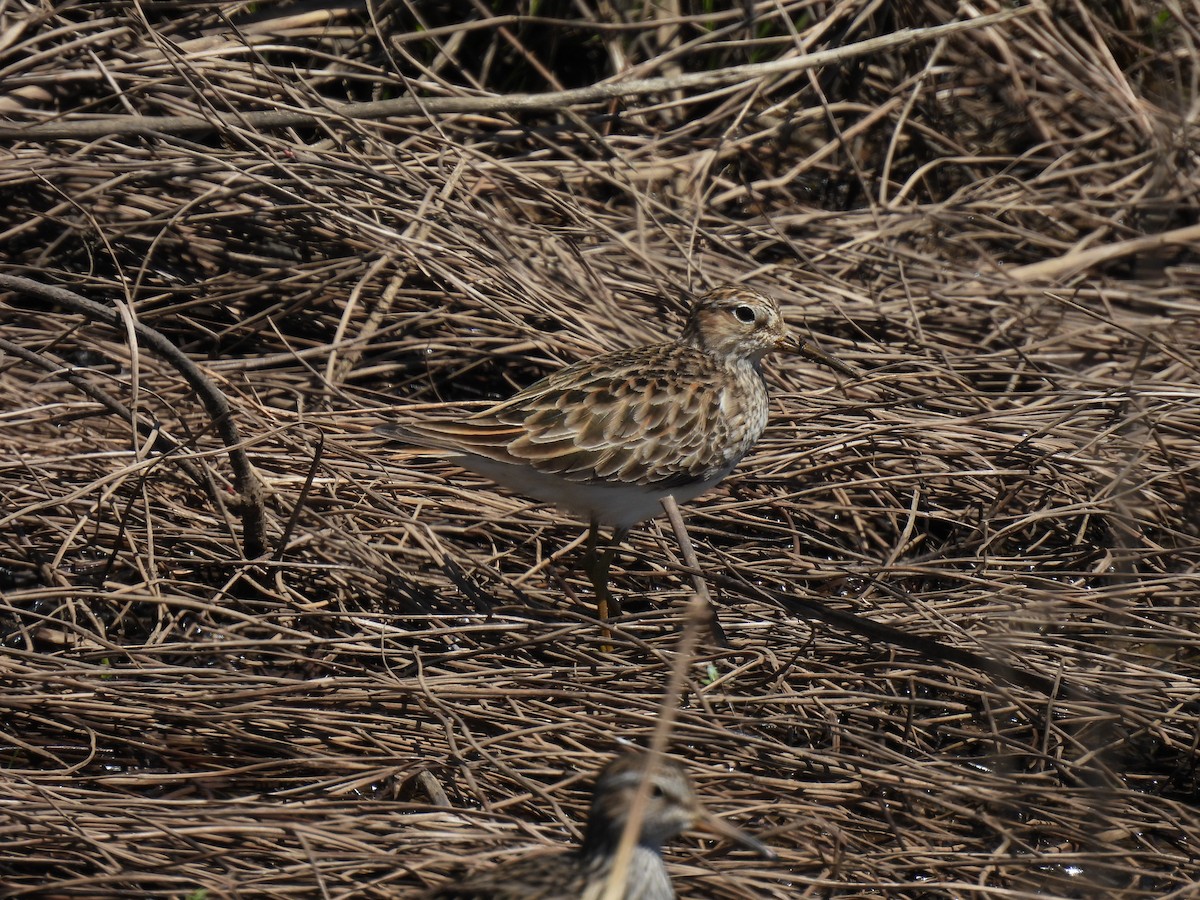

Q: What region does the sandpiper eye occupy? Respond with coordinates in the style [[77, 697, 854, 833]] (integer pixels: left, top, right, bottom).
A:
[[650, 784, 665, 799], [733, 305, 756, 324]]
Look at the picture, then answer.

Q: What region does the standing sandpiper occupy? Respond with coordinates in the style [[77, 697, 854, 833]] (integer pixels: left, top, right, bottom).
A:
[[379, 285, 853, 619]]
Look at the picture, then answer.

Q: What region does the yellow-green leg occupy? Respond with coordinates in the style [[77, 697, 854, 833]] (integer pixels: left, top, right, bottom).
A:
[[582, 521, 627, 620]]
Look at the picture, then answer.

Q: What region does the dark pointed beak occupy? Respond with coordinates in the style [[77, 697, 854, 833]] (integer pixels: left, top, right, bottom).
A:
[[785, 333, 860, 379], [691, 808, 777, 860]]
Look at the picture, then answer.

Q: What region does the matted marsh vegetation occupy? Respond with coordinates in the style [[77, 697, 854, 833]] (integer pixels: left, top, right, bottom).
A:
[[1, 2, 1199, 897]]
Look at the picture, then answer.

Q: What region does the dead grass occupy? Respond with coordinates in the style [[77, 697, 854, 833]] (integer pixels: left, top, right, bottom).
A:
[[1, 1, 1199, 897]]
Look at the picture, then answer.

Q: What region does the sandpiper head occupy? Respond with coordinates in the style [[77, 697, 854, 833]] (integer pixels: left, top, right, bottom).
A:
[[682, 285, 857, 377], [583, 752, 775, 859], [681, 286, 790, 363]]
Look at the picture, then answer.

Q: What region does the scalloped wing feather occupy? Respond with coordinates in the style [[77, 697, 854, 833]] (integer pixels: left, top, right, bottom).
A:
[[381, 342, 768, 490], [491, 346, 737, 486]]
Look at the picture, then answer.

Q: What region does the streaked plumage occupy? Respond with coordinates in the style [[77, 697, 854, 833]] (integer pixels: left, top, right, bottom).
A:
[[424, 752, 774, 899], [379, 286, 850, 531]]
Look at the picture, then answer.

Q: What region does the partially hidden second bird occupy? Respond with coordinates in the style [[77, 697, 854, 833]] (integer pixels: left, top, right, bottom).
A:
[[424, 751, 774, 899], [378, 285, 854, 618]]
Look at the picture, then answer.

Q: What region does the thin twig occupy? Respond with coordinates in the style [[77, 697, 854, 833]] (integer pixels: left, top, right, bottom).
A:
[[0, 10, 1029, 141], [0, 274, 268, 559]]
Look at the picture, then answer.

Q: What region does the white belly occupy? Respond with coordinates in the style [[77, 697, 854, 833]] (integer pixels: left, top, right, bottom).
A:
[[461, 455, 735, 531]]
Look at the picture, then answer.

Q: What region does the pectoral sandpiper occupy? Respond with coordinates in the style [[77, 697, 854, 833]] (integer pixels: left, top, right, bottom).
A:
[[379, 285, 852, 619], [424, 751, 774, 899]]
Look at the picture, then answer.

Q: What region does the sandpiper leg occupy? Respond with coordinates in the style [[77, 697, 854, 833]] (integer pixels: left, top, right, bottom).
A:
[[582, 521, 625, 620]]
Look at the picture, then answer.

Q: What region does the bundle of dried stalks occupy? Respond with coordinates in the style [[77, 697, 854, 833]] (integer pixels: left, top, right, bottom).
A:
[[1, 2, 1198, 897]]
